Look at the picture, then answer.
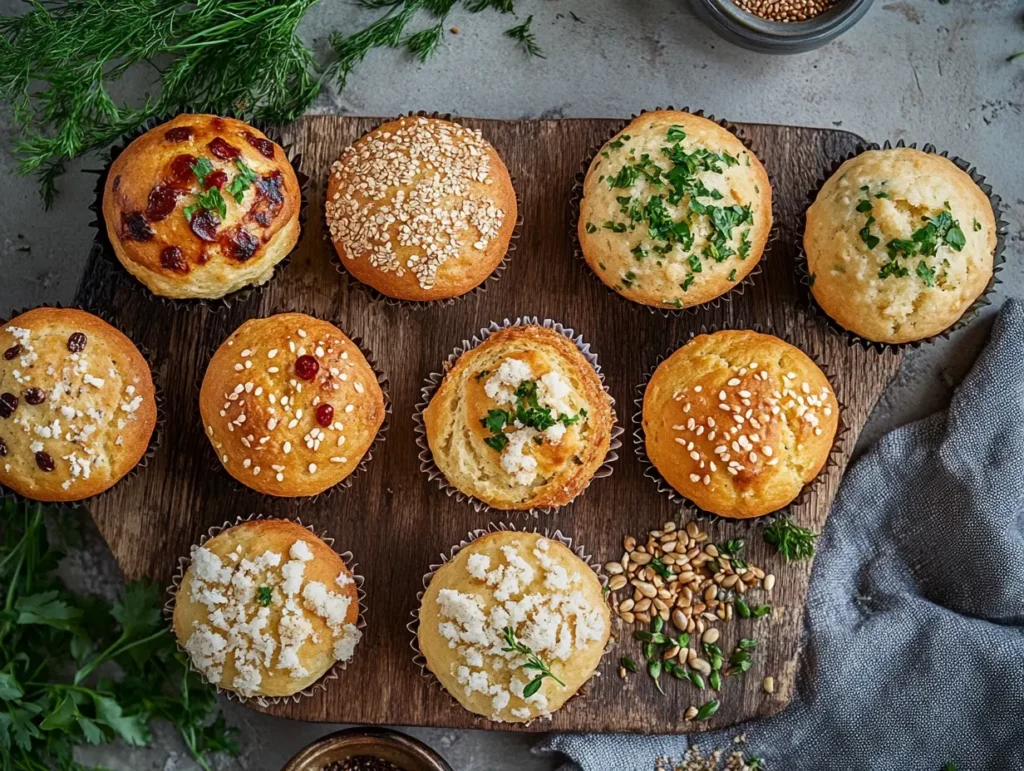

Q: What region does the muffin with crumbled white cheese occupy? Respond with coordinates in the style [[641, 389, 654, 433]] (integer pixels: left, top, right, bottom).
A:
[[422, 324, 614, 510], [417, 530, 609, 722], [0, 308, 157, 502], [172, 519, 362, 699]]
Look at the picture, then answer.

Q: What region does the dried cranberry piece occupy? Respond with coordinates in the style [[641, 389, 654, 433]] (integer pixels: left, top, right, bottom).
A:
[[0, 392, 18, 419], [0, 437, 6, 456], [169, 153, 198, 184], [294, 355, 319, 381], [67, 332, 87, 353], [35, 451, 55, 472], [160, 246, 189, 272], [315, 403, 334, 427], [256, 171, 284, 206], [121, 212, 154, 242], [208, 137, 240, 160], [222, 228, 259, 262], [23, 388, 45, 405], [3, 344, 21, 360], [190, 209, 220, 242], [145, 183, 181, 221], [165, 126, 194, 143], [204, 169, 228, 190], [212, 117, 225, 131], [245, 132, 275, 159]]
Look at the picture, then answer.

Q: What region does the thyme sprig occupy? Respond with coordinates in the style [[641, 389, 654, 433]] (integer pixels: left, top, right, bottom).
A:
[[502, 626, 565, 697]]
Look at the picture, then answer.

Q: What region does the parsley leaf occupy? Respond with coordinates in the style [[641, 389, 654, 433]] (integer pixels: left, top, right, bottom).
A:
[[225, 159, 259, 203], [190, 157, 214, 186], [916, 261, 937, 286]]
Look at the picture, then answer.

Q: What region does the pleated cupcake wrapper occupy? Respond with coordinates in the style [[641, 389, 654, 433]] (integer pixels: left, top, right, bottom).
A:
[[0, 303, 165, 510], [412, 316, 624, 517], [163, 512, 368, 708], [87, 109, 311, 312], [406, 522, 604, 726], [796, 139, 1009, 353], [326, 111, 523, 310], [195, 307, 391, 503], [632, 323, 848, 529], [568, 106, 778, 318]]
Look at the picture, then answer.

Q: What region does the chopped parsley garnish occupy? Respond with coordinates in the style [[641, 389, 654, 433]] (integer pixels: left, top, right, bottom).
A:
[[631, 244, 648, 261], [855, 199, 873, 213], [727, 268, 737, 281], [916, 260, 937, 286], [973, 218, 981, 232], [225, 158, 259, 203], [603, 220, 626, 233], [665, 125, 687, 142], [484, 434, 509, 452], [481, 409, 511, 434], [585, 222, 597, 233], [184, 186, 227, 221], [859, 215, 880, 249], [864, 197, 966, 283], [190, 156, 214, 186], [257, 586, 273, 606], [680, 274, 695, 292]]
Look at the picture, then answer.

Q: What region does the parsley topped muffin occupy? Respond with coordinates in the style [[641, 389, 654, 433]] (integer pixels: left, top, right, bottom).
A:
[[577, 110, 772, 309], [804, 147, 997, 344], [423, 324, 614, 511]]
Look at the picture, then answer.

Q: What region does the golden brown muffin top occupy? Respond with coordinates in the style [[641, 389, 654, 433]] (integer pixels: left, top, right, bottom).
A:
[[0, 308, 156, 502]]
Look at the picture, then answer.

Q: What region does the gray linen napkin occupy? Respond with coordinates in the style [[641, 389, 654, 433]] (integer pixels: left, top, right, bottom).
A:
[[540, 298, 1024, 771]]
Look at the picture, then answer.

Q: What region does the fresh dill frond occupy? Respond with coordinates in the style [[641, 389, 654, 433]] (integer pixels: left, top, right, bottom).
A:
[[505, 14, 545, 57], [405, 22, 447, 62], [762, 516, 819, 562]]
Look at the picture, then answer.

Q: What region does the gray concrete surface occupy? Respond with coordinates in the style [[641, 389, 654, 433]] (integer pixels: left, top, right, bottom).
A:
[[1, 0, 1021, 768]]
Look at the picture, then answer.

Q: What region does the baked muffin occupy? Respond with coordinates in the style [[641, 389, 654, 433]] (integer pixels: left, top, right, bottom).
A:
[[423, 325, 613, 510], [326, 116, 517, 302], [173, 518, 362, 699], [418, 530, 609, 722], [199, 313, 385, 497], [643, 330, 838, 519], [102, 114, 301, 299], [0, 308, 157, 502], [805, 148, 997, 344], [578, 110, 772, 309]]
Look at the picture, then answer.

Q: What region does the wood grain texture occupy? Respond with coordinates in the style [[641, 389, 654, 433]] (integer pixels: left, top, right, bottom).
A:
[[74, 116, 904, 734]]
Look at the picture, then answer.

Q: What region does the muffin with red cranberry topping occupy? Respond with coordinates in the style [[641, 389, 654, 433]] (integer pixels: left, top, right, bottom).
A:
[[0, 308, 157, 502], [102, 114, 301, 300], [199, 313, 385, 497]]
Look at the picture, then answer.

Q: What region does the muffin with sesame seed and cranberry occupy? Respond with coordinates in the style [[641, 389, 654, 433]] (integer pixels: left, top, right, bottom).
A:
[[423, 324, 614, 511], [642, 330, 838, 519], [578, 110, 772, 310], [325, 116, 517, 302], [199, 313, 385, 497], [173, 518, 362, 699], [102, 114, 301, 299], [0, 308, 157, 502]]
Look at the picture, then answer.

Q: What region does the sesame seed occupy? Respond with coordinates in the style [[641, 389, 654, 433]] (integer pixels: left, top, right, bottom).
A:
[[308, 463, 317, 473]]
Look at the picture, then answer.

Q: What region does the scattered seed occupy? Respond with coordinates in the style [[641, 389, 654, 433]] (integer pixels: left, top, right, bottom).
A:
[[763, 676, 775, 693]]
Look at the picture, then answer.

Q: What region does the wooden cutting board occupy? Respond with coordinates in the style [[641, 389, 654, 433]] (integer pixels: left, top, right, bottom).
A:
[[74, 116, 903, 734]]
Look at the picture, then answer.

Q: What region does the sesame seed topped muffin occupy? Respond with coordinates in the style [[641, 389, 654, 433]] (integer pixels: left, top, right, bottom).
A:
[[0, 308, 157, 502], [804, 148, 997, 344], [417, 530, 609, 723], [102, 114, 301, 299], [173, 518, 362, 699], [578, 110, 772, 310], [326, 116, 517, 302], [199, 313, 385, 497], [423, 324, 614, 511], [643, 330, 838, 519]]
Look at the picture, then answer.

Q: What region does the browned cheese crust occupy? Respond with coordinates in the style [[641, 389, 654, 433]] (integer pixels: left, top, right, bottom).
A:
[[0, 308, 156, 501], [643, 330, 838, 518], [326, 116, 517, 301], [199, 313, 385, 497], [424, 325, 613, 510], [102, 114, 301, 299], [173, 519, 361, 699], [578, 110, 772, 309]]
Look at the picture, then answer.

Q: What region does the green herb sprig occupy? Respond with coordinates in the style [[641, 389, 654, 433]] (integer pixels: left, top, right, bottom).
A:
[[762, 516, 819, 562], [504, 15, 545, 57], [502, 626, 565, 697], [0, 501, 236, 770]]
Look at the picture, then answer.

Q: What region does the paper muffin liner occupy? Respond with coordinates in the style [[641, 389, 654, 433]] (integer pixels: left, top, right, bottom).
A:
[[163, 512, 368, 708], [406, 522, 606, 726], [195, 308, 391, 503], [0, 303, 165, 510], [412, 316, 624, 517], [87, 109, 311, 312], [326, 110, 523, 310], [568, 106, 778, 318], [632, 323, 848, 529], [796, 139, 1010, 353]]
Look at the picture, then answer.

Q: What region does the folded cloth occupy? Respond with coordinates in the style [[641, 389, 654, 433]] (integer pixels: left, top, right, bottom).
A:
[[540, 299, 1024, 771]]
